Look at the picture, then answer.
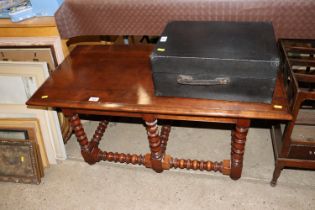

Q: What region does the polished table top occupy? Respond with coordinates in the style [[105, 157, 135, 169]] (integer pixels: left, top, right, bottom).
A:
[[27, 45, 292, 121]]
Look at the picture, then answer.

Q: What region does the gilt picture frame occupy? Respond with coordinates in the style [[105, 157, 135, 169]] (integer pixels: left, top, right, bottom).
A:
[[0, 118, 49, 168], [0, 139, 43, 184]]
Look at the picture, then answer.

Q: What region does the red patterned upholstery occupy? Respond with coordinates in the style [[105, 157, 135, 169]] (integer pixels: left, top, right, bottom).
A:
[[55, 0, 315, 39]]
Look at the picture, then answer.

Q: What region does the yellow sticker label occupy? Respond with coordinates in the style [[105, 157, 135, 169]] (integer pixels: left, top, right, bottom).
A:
[[157, 48, 165, 52], [41, 95, 48, 99], [273, 105, 283, 109], [20, 156, 25, 162]]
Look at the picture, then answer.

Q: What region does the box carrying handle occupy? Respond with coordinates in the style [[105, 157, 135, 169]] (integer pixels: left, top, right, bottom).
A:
[[177, 75, 230, 86]]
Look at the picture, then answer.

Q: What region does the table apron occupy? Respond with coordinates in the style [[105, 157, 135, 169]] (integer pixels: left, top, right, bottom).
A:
[[61, 108, 238, 124]]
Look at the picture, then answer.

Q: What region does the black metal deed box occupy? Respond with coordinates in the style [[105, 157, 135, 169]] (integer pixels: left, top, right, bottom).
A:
[[150, 21, 280, 103]]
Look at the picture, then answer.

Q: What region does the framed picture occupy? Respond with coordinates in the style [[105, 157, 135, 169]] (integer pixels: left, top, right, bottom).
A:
[[0, 139, 44, 184], [0, 36, 72, 142], [0, 36, 64, 64], [0, 47, 57, 74], [0, 118, 49, 168], [0, 61, 66, 164]]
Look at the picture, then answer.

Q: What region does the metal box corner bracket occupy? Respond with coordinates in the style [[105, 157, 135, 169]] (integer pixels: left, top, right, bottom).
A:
[[150, 21, 280, 103]]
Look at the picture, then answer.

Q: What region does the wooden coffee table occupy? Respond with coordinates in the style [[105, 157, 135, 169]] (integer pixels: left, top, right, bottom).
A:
[[26, 45, 292, 180]]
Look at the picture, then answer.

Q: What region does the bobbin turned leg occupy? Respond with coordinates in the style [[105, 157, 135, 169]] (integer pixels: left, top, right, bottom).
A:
[[70, 114, 95, 164], [89, 120, 109, 150], [69, 114, 109, 164], [143, 115, 163, 173], [230, 119, 250, 180], [160, 125, 171, 154]]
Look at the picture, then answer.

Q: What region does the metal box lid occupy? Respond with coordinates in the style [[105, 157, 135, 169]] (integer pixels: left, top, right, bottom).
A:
[[151, 21, 280, 72]]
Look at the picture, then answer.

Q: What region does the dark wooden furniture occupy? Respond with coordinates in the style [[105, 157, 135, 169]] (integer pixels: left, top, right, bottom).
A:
[[26, 45, 291, 180], [271, 39, 315, 186]]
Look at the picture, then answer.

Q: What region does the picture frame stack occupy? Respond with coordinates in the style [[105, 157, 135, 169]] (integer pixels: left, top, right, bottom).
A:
[[0, 36, 68, 165], [0, 118, 44, 184]]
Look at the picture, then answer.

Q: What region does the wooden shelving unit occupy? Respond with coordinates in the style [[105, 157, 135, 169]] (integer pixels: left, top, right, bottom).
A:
[[271, 39, 315, 186]]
